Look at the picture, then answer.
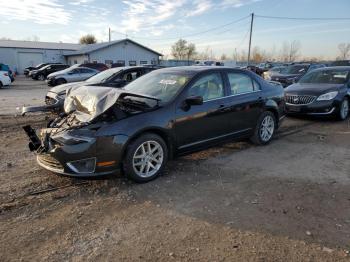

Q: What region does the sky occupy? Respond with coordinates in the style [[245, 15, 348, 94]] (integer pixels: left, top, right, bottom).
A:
[[0, 0, 349, 59]]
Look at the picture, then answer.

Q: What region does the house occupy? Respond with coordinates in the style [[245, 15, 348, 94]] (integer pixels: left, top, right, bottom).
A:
[[0, 39, 162, 74]]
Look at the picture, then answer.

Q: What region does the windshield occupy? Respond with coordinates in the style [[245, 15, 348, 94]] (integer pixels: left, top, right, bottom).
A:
[[124, 70, 193, 103], [282, 65, 309, 74], [299, 69, 349, 84], [86, 68, 123, 83]]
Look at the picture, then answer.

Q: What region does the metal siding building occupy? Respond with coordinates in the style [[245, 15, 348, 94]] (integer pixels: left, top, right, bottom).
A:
[[64, 39, 162, 66], [0, 39, 162, 74], [0, 40, 81, 74]]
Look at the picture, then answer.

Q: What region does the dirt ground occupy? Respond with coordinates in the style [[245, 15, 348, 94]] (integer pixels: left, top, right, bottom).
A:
[[1, 79, 350, 261]]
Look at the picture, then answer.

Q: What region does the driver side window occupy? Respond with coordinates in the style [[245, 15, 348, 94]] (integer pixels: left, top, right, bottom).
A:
[[188, 73, 224, 101]]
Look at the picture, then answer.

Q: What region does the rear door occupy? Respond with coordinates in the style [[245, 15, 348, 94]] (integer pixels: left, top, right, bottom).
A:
[[222, 71, 263, 132], [174, 71, 231, 151]]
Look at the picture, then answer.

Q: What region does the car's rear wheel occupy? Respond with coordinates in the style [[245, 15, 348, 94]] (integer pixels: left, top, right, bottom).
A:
[[123, 133, 168, 183], [0, 81, 3, 88], [55, 78, 67, 86], [338, 98, 349, 120], [38, 74, 45, 81], [251, 111, 276, 145]]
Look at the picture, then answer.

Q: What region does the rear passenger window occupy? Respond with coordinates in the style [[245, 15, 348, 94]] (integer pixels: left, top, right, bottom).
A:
[[188, 73, 224, 101], [227, 73, 255, 95]]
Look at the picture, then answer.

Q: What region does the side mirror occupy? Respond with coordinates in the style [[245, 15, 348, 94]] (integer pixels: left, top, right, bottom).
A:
[[185, 96, 203, 106]]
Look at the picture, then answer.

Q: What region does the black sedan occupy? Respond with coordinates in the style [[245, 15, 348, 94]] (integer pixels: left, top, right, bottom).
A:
[[285, 67, 350, 120], [271, 63, 325, 87], [23, 67, 285, 183]]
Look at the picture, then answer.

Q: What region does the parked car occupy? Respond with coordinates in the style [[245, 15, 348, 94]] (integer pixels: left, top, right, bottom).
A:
[[24, 63, 54, 76], [0, 63, 15, 82], [46, 67, 98, 86], [245, 65, 264, 76], [329, 60, 350, 67], [23, 66, 285, 182], [284, 66, 350, 120], [71, 63, 108, 72], [0, 70, 11, 88], [271, 63, 326, 87], [31, 64, 69, 80], [263, 66, 286, 80], [22, 66, 160, 114]]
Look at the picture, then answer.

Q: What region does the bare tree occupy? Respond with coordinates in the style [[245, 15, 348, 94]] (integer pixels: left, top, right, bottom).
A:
[[337, 43, 350, 60], [171, 39, 197, 60], [220, 54, 228, 61], [79, 34, 97, 44], [280, 40, 301, 62], [289, 40, 301, 62]]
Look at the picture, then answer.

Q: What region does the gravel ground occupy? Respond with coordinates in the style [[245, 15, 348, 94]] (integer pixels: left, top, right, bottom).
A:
[[0, 78, 350, 261], [0, 76, 49, 115]]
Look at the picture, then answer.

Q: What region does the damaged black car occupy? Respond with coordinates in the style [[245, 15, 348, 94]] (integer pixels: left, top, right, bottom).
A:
[[23, 67, 285, 183]]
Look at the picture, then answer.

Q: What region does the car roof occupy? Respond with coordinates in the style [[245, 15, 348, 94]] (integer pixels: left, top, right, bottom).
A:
[[310, 66, 350, 72], [155, 66, 243, 74]]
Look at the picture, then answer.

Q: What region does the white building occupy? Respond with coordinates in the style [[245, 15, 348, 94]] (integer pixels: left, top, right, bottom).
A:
[[0, 39, 162, 74]]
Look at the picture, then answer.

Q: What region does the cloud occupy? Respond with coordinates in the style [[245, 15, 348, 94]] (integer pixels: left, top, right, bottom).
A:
[[0, 0, 71, 25], [120, 0, 187, 33], [186, 0, 213, 17], [69, 0, 95, 5], [220, 0, 262, 8]]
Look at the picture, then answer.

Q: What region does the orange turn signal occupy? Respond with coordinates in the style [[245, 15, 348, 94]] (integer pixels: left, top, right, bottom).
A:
[[97, 161, 116, 167]]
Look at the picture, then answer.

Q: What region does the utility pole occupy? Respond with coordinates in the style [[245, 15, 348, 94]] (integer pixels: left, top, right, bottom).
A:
[[247, 12, 254, 66], [108, 27, 111, 42]]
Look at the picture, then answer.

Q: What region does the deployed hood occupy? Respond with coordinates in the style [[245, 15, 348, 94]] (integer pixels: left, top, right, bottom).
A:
[[64, 85, 160, 123], [285, 83, 344, 95], [49, 81, 85, 94]]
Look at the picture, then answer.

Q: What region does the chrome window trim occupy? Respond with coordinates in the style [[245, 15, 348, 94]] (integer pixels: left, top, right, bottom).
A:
[[203, 90, 262, 103]]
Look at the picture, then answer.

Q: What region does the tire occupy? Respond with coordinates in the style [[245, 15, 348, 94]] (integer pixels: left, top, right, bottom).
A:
[[337, 97, 349, 121], [55, 78, 67, 86], [0, 81, 3, 89], [122, 133, 168, 183], [37, 74, 45, 81], [250, 111, 276, 145]]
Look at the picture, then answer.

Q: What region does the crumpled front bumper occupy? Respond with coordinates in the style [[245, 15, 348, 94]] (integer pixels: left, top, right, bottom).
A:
[[21, 92, 63, 115], [25, 126, 128, 177]]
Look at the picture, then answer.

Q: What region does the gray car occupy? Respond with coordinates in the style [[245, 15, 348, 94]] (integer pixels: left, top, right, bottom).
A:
[[46, 67, 98, 86]]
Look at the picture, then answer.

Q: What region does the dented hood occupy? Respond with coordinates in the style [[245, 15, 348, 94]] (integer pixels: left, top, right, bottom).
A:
[[64, 85, 159, 123]]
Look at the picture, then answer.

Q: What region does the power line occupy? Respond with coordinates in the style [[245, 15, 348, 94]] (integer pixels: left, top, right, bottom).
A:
[[255, 15, 350, 21], [124, 14, 251, 41]]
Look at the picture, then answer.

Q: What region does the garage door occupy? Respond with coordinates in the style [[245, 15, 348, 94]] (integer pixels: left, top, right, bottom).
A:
[[18, 52, 43, 74]]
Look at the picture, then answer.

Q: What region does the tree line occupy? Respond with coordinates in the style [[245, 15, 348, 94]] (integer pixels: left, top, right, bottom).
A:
[[170, 38, 350, 63]]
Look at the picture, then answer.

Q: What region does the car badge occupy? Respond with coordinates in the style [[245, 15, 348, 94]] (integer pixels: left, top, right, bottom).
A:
[[293, 97, 299, 103]]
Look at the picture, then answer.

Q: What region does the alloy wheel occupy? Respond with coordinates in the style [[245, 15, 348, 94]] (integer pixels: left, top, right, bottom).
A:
[[132, 140, 164, 178], [340, 99, 349, 119], [260, 115, 275, 142]]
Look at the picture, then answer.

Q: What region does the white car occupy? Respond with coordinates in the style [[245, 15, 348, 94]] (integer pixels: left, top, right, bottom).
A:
[[0, 71, 11, 88]]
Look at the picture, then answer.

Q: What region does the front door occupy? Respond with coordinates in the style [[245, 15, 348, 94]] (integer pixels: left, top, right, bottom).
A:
[[174, 72, 230, 151]]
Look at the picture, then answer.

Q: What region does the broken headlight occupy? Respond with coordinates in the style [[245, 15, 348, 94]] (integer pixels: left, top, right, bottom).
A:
[[51, 132, 95, 145]]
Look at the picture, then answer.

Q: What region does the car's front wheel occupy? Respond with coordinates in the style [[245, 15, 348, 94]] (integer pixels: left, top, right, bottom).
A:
[[338, 97, 349, 121], [123, 133, 168, 183], [37, 74, 45, 81], [55, 78, 67, 86], [251, 111, 276, 145]]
